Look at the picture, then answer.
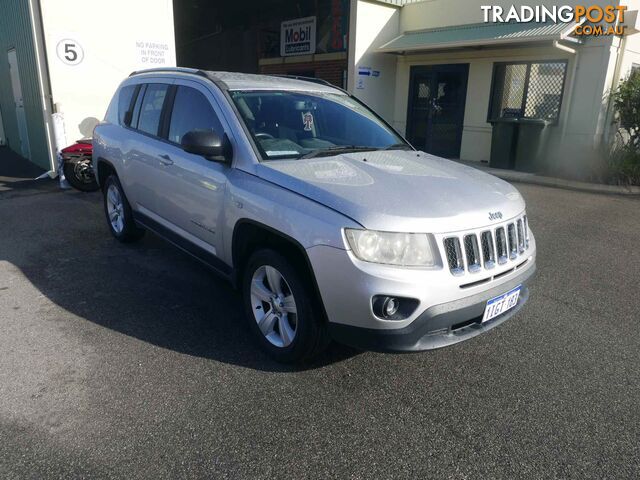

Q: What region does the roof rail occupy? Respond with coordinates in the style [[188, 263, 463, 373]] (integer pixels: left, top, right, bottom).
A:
[[128, 67, 208, 78], [271, 74, 348, 94], [271, 74, 334, 87]]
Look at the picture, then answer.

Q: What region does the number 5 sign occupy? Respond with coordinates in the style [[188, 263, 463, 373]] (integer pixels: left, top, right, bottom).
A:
[[56, 39, 84, 66]]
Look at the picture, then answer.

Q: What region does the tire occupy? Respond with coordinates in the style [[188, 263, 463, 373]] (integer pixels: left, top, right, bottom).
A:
[[102, 174, 145, 243], [242, 249, 329, 363], [63, 159, 99, 192]]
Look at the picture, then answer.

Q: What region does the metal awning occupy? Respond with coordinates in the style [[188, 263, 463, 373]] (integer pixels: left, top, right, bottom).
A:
[[378, 21, 581, 54]]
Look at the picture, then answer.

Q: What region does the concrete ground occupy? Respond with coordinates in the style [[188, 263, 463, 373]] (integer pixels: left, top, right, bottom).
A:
[[0, 176, 639, 479]]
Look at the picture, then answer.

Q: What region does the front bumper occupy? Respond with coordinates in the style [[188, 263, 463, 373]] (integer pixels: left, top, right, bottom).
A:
[[328, 265, 534, 352], [307, 232, 536, 352]]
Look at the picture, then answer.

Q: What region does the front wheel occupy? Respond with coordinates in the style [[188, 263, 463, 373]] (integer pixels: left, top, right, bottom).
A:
[[242, 249, 329, 363]]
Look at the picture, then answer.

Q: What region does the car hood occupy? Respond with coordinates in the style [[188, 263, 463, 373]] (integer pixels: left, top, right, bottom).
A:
[[255, 150, 526, 232]]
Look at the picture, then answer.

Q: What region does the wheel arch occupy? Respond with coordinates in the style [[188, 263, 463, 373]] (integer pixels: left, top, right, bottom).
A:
[[231, 219, 328, 322], [95, 157, 118, 188]]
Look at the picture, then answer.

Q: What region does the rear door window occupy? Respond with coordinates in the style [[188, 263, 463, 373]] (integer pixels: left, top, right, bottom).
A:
[[168, 86, 224, 144], [137, 83, 169, 136], [117, 85, 138, 126]]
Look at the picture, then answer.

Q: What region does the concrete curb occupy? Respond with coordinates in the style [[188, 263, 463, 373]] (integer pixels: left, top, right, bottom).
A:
[[456, 161, 640, 196]]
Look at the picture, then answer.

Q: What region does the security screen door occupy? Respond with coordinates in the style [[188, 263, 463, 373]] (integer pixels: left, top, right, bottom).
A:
[[406, 64, 469, 158]]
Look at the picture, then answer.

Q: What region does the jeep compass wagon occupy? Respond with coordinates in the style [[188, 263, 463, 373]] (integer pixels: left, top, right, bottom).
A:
[[93, 68, 536, 363]]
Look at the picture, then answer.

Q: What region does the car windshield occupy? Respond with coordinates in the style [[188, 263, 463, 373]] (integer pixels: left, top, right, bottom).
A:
[[230, 90, 410, 160]]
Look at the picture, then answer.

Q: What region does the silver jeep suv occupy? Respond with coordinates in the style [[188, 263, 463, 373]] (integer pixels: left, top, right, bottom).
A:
[[93, 68, 536, 363]]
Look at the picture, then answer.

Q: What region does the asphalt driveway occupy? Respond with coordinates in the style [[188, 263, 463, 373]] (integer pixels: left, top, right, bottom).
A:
[[0, 178, 639, 479]]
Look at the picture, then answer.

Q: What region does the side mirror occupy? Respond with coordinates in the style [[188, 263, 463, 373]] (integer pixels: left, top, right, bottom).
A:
[[181, 130, 232, 162]]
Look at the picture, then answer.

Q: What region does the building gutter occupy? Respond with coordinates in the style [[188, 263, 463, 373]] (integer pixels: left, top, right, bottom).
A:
[[603, 34, 627, 143], [554, 40, 578, 141], [27, 0, 57, 175]]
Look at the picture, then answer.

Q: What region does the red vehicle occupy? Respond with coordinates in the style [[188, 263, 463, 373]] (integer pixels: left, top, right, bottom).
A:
[[61, 139, 98, 191]]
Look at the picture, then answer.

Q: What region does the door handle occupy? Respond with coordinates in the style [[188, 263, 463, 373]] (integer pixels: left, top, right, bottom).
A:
[[158, 154, 173, 166]]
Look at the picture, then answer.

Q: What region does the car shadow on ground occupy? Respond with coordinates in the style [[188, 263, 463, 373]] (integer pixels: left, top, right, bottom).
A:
[[0, 183, 360, 373]]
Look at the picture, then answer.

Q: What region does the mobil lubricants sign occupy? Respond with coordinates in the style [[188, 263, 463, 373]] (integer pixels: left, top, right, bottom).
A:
[[281, 16, 316, 56]]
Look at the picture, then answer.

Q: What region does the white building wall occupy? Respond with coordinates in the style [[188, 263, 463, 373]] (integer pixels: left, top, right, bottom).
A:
[[376, 0, 630, 165], [39, 0, 176, 146], [348, 0, 401, 121], [615, 1, 640, 82]]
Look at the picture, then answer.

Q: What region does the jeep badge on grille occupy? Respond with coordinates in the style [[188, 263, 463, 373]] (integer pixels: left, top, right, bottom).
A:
[[489, 211, 503, 221]]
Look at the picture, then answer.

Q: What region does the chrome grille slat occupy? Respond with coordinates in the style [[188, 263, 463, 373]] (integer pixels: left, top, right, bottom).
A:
[[495, 227, 508, 264], [463, 234, 482, 273], [507, 223, 518, 260], [480, 231, 496, 269], [516, 219, 525, 253], [441, 215, 530, 277], [444, 237, 464, 276]]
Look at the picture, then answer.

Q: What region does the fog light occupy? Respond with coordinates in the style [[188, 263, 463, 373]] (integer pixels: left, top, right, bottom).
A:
[[383, 297, 399, 317], [372, 295, 419, 320]]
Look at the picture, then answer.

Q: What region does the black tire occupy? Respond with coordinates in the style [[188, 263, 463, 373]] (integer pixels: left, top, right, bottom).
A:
[[242, 249, 329, 363], [63, 159, 99, 192], [102, 174, 145, 243]]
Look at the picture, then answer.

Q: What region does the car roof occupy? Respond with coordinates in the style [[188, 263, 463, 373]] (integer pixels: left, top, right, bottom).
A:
[[128, 67, 344, 94]]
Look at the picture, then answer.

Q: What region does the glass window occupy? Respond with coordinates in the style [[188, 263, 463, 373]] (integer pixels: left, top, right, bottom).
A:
[[230, 90, 407, 160], [137, 84, 169, 136], [118, 85, 137, 126], [168, 87, 223, 144], [489, 61, 568, 123]]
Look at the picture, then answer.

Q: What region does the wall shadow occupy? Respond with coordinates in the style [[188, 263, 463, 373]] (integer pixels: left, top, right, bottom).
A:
[[0, 185, 359, 373]]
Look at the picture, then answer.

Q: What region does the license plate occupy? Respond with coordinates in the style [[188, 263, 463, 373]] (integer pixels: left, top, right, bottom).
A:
[[482, 285, 521, 323]]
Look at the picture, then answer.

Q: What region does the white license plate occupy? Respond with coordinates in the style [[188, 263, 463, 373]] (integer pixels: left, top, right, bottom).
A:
[[482, 285, 521, 323]]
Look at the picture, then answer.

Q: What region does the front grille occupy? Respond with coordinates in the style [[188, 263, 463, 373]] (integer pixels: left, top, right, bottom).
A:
[[442, 215, 530, 276]]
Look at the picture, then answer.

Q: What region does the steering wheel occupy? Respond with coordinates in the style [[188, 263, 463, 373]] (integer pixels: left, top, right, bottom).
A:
[[254, 132, 275, 140]]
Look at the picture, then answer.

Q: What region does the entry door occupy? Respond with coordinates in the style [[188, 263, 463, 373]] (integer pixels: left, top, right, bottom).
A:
[[7, 49, 31, 159], [406, 64, 469, 158]]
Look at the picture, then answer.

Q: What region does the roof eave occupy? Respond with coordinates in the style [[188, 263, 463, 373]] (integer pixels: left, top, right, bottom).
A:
[[378, 34, 582, 54]]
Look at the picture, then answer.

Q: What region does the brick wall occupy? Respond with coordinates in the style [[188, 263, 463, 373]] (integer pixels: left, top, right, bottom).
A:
[[259, 59, 347, 88]]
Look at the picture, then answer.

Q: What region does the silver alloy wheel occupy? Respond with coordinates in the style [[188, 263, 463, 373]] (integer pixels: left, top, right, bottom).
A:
[[106, 184, 125, 234], [250, 265, 298, 348]]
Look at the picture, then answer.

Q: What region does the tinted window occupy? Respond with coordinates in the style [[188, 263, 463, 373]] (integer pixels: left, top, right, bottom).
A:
[[137, 84, 169, 136], [168, 87, 223, 144], [131, 84, 146, 128], [118, 85, 137, 126]]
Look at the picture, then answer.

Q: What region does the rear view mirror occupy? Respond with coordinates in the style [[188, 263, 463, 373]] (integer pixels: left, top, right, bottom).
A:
[[181, 130, 232, 162]]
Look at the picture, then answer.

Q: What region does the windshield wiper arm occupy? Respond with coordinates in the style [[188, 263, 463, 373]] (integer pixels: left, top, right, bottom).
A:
[[300, 145, 376, 159], [381, 143, 413, 151]]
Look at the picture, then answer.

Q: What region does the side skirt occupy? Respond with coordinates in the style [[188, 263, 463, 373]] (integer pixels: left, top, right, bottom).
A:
[[133, 211, 235, 284]]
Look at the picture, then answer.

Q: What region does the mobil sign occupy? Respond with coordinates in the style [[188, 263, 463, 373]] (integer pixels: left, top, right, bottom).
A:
[[281, 16, 316, 56]]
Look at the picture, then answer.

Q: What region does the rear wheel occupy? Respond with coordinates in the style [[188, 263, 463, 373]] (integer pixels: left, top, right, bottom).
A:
[[102, 174, 145, 243], [242, 249, 329, 363], [63, 159, 99, 192]]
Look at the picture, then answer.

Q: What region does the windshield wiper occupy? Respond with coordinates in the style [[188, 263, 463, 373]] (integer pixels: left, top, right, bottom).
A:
[[381, 143, 413, 151], [300, 145, 376, 159]]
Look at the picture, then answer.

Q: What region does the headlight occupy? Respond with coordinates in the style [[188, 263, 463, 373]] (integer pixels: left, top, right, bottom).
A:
[[344, 229, 436, 267]]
